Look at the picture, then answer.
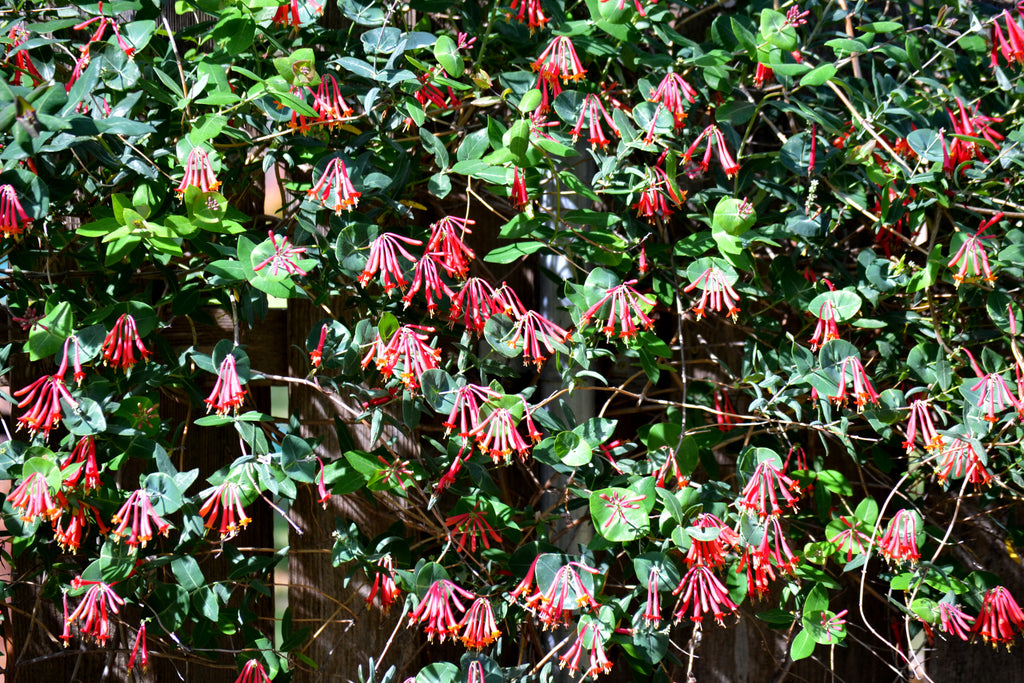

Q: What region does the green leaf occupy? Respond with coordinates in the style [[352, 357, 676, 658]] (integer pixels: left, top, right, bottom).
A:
[[860, 21, 902, 33], [799, 64, 836, 87], [27, 301, 73, 360], [171, 556, 205, 592], [433, 35, 464, 78], [760, 9, 798, 51], [713, 197, 756, 236], [808, 289, 861, 322], [591, 485, 652, 542], [483, 241, 546, 264]]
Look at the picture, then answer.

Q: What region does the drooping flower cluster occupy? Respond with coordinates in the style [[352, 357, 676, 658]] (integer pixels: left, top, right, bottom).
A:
[[199, 482, 252, 539], [0, 184, 31, 237], [829, 356, 880, 410], [649, 72, 696, 128], [948, 215, 999, 285], [110, 488, 171, 547], [632, 165, 686, 221], [102, 313, 151, 370], [738, 460, 801, 517], [579, 280, 656, 338], [685, 266, 741, 319], [366, 555, 401, 612], [682, 124, 740, 177], [511, 556, 599, 628], [407, 579, 476, 641], [205, 353, 247, 414], [175, 147, 220, 194], [65, 577, 125, 644], [559, 623, 613, 678], [360, 324, 441, 390], [877, 509, 920, 565], [307, 157, 360, 213], [972, 586, 1024, 645]]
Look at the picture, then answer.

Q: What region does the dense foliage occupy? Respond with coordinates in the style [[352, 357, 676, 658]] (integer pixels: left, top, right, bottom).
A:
[[3, 0, 1024, 680]]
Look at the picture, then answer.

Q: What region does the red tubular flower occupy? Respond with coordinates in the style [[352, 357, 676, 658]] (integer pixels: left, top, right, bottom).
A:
[[359, 232, 422, 293], [560, 623, 613, 678], [971, 368, 1020, 421], [683, 513, 739, 569], [682, 124, 739, 177], [830, 356, 880, 410], [580, 280, 656, 339], [992, 11, 1024, 67], [446, 502, 503, 553], [360, 323, 441, 390], [5, 24, 44, 87], [254, 230, 309, 277], [972, 586, 1024, 646], [110, 488, 171, 547], [205, 353, 247, 414], [878, 508, 920, 565], [524, 561, 599, 627], [408, 579, 475, 641], [737, 541, 777, 598], [939, 602, 975, 641], [652, 446, 687, 489], [0, 184, 31, 237], [684, 266, 741, 320], [470, 406, 534, 461], [758, 516, 799, 574], [714, 390, 737, 431], [175, 148, 220, 194], [507, 310, 571, 368], [738, 460, 801, 517], [903, 400, 941, 452], [427, 216, 476, 279], [403, 254, 454, 314], [632, 165, 685, 222], [510, 0, 548, 31], [102, 313, 151, 370], [272, 0, 323, 26], [458, 596, 501, 648], [61, 435, 101, 491], [935, 437, 992, 486], [235, 659, 272, 683], [316, 457, 330, 508], [8, 471, 61, 522], [643, 567, 663, 626], [309, 323, 328, 368], [312, 74, 353, 127], [948, 215, 999, 286], [753, 62, 774, 88], [511, 166, 529, 209], [572, 94, 620, 149], [66, 577, 125, 644], [53, 498, 107, 552], [600, 0, 652, 17], [533, 36, 586, 83], [449, 277, 500, 334], [443, 383, 501, 439], [14, 373, 78, 435], [366, 555, 401, 612], [672, 565, 738, 624], [809, 300, 840, 350], [649, 72, 696, 128], [307, 157, 360, 213], [127, 622, 148, 672], [199, 482, 252, 539]]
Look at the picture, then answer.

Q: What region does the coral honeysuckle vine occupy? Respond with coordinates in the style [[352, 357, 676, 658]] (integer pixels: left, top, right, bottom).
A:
[[4, 1, 1024, 682]]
